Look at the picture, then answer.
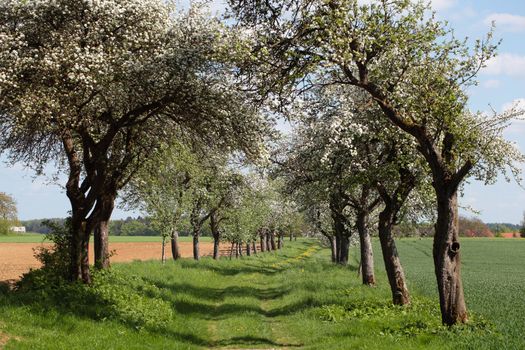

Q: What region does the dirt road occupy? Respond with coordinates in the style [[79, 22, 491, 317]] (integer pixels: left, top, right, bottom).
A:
[[0, 241, 217, 281]]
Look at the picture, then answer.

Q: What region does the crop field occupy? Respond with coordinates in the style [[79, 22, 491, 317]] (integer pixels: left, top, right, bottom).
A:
[[0, 239, 218, 281], [0, 238, 524, 349]]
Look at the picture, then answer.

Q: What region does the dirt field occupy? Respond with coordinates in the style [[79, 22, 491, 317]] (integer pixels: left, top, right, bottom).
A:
[[0, 241, 217, 282]]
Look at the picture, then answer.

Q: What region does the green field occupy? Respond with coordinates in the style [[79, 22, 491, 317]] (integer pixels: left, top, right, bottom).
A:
[[0, 234, 209, 243], [0, 238, 523, 349]]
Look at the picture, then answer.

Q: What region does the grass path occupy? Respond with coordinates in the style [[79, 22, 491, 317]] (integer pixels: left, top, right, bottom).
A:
[[1, 239, 523, 349], [201, 247, 313, 349]]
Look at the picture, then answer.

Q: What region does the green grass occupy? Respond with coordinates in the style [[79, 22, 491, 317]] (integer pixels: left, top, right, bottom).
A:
[[0, 233, 46, 243], [0, 234, 209, 243], [0, 238, 523, 349]]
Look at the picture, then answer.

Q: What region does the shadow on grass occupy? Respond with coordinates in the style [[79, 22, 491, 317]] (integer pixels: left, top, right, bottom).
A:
[[212, 335, 302, 348], [148, 280, 290, 303]]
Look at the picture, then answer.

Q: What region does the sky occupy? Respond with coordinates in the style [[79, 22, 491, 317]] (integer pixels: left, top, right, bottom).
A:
[[1, 0, 525, 223]]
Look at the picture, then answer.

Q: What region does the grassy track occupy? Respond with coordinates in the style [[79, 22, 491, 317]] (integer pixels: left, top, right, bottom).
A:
[[0, 234, 210, 243], [0, 238, 523, 349]]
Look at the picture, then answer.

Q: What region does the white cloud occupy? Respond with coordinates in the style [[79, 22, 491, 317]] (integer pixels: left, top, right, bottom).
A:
[[449, 6, 476, 21], [431, 0, 456, 11], [483, 53, 525, 78], [484, 13, 525, 32], [481, 79, 501, 89]]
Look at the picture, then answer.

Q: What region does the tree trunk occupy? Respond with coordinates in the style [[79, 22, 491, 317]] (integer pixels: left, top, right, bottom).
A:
[[378, 208, 410, 305], [357, 211, 375, 286], [93, 193, 115, 270], [239, 242, 243, 257], [69, 215, 85, 282], [213, 236, 220, 260], [193, 231, 200, 260], [289, 233, 293, 241], [210, 212, 220, 260], [331, 201, 345, 264], [252, 241, 257, 254], [335, 233, 341, 263], [277, 235, 283, 249], [338, 235, 350, 265], [329, 236, 337, 263], [266, 232, 272, 251], [171, 229, 180, 260], [63, 133, 91, 283], [246, 243, 251, 256], [80, 224, 91, 284], [93, 220, 110, 269], [260, 231, 266, 252], [270, 231, 277, 250], [161, 236, 166, 264], [434, 189, 468, 325]]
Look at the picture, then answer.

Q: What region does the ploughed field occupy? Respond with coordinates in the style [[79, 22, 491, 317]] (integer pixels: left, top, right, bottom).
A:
[[0, 236, 216, 281], [0, 238, 524, 349]]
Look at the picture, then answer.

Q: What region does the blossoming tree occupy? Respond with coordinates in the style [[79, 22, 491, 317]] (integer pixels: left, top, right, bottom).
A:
[[0, 0, 268, 282], [227, 0, 523, 324]]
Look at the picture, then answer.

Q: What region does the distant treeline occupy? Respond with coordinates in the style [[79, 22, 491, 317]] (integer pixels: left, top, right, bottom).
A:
[[486, 222, 520, 234], [392, 217, 521, 238], [21, 217, 211, 237]]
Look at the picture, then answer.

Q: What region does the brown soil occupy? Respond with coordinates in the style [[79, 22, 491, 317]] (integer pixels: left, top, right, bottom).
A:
[[0, 241, 217, 282]]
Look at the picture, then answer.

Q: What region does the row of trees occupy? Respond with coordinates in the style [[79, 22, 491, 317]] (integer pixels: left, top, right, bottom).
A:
[[1, 0, 523, 326], [122, 139, 305, 261], [223, 0, 523, 325], [0, 0, 271, 280]]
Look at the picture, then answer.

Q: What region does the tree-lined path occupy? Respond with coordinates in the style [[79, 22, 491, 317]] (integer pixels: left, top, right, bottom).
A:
[[1, 239, 525, 349]]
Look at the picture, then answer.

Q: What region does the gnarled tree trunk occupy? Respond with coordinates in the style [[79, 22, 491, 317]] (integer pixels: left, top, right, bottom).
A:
[[92, 192, 115, 270], [378, 209, 410, 305], [63, 133, 91, 283], [375, 168, 414, 306], [434, 189, 467, 325]]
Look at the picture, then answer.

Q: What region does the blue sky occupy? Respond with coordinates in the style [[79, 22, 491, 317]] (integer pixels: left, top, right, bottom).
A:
[[1, 0, 525, 223]]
